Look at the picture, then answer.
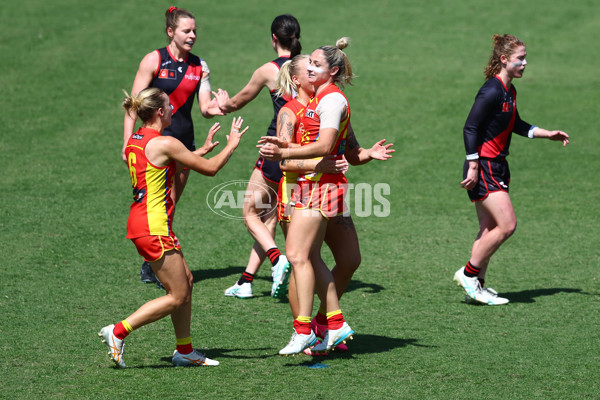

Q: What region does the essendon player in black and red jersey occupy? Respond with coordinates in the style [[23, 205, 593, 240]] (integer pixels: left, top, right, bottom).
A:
[[123, 7, 224, 286], [213, 15, 303, 300], [454, 34, 569, 305]]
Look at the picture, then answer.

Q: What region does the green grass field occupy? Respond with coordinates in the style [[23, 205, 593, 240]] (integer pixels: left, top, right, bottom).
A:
[[1, 0, 599, 398]]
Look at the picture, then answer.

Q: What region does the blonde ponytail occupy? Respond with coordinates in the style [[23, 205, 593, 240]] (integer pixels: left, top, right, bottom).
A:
[[275, 54, 310, 98], [122, 87, 165, 123]]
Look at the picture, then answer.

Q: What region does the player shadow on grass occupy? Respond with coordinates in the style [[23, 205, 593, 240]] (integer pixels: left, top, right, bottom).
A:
[[281, 334, 435, 365], [191, 265, 245, 282], [501, 288, 591, 303], [128, 336, 431, 368], [191, 265, 386, 298], [127, 347, 275, 368]]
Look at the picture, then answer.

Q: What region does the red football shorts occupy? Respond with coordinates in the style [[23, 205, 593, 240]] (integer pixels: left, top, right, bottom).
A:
[[293, 180, 349, 220], [131, 234, 181, 262]]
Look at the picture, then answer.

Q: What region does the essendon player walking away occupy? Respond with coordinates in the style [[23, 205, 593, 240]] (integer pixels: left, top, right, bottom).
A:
[[123, 7, 224, 288], [454, 34, 569, 305], [99, 88, 247, 368]]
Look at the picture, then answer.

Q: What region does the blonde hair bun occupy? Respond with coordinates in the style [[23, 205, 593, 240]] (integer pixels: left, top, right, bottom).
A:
[[336, 37, 350, 50]]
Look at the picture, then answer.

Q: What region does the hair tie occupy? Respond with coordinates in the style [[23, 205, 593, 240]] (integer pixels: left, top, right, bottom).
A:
[[168, 6, 178, 13]]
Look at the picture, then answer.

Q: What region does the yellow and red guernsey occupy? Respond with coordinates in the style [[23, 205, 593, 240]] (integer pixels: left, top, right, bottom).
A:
[[125, 127, 176, 238], [297, 83, 350, 183]]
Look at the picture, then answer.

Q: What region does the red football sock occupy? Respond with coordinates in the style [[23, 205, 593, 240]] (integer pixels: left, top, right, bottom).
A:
[[294, 316, 312, 335], [326, 310, 345, 330], [176, 337, 193, 355], [113, 320, 133, 340], [238, 271, 254, 285], [315, 311, 327, 326]]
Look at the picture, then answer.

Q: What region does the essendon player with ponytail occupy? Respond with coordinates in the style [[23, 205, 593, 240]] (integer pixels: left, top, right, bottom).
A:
[[454, 34, 569, 305], [214, 15, 303, 300]]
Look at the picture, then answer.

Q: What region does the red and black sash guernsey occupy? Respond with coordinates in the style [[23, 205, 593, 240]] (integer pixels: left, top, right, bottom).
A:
[[150, 47, 203, 150], [478, 77, 517, 159], [463, 76, 532, 160]]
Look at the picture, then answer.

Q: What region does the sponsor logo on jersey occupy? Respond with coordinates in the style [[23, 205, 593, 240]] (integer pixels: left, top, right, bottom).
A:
[[132, 134, 144, 140], [184, 73, 201, 81], [305, 109, 315, 118], [161, 60, 172, 67], [178, 66, 183, 73], [158, 69, 177, 79]]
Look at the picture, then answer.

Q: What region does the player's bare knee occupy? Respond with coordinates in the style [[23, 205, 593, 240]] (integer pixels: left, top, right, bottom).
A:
[[501, 220, 517, 239], [286, 250, 308, 271]]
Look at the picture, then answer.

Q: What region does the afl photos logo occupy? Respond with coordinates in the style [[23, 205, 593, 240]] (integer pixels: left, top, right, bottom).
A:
[[206, 180, 277, 220]]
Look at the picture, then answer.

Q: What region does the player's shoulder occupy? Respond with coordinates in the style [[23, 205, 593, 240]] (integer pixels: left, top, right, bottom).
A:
[[149, 134, 180, 149], [140, 49, 161, 65], [188, 52, 201, 65], [480, 77, 503, 91], [260, 60, 281, 74], [318, 91, 348, 109], [476, 77, 504, 100]]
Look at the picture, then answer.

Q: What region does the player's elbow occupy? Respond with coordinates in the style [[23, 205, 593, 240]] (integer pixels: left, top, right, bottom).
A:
[[204, 167, 219, 177], [346, 155, 361, 166], [201, 110, 214, 119]]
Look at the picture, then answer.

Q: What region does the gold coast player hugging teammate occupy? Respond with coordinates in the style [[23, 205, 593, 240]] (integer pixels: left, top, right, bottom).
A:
[[453, 34, 569, 306], [99, 87, 247, 368], [259, 38, 394, 355]]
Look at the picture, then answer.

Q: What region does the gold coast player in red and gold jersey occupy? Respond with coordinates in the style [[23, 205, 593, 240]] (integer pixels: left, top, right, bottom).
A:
[[99, 87, 248, 368], [259, 39, 393, 355], [123, 7, 225, 286]]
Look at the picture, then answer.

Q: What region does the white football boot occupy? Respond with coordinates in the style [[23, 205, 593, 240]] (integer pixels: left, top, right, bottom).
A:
[[279, 331, 317, 355], [98, 324, 126, 368], [172, 349, 220, 366], [311, 322, 354, 352], [224, 282, 253, 298], [271, 255, 291, 298]]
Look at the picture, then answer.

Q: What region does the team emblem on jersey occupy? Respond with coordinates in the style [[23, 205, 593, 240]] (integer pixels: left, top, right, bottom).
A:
[[133, 188, 146, 203], [337, 140, 346, 155], [158, 69, 177, 79], [502, 95, 514, 112]]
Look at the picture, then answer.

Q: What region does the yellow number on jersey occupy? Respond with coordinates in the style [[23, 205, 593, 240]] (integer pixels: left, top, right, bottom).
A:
[[128, 153, 137, 187]]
